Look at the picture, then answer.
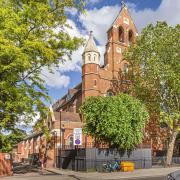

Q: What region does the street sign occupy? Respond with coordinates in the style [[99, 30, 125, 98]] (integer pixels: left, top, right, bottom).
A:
[[73, 128, 82, 145], [4, 154, 11, 160]]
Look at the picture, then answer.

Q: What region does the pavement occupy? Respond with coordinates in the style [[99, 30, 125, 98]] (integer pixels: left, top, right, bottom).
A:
[[1, 163, 179, 180], [45, 166, 180, 179]]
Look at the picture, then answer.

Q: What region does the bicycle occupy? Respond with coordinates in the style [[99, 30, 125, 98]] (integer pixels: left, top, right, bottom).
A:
[[102, 160, 120, 172]]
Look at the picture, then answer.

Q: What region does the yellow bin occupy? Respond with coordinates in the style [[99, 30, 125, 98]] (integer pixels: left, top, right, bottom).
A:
[[121, 162, 134, 172]]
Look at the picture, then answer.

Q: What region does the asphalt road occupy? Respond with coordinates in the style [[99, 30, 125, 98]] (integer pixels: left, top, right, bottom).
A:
[[120, 176, 166, 180], [1, 175, 167, 180], [1, 175, 76, 180]]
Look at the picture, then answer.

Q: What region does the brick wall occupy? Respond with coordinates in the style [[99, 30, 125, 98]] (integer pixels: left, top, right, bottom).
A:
[[0, 153, 13, 177]]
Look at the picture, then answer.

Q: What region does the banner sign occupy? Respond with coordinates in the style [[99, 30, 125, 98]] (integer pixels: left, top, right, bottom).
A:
[[73, 128, 82, 145]]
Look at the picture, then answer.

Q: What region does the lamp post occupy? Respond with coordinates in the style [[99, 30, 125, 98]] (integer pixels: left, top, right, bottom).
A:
[[52, 131, 57, 168], [61, 125, 65, 149]]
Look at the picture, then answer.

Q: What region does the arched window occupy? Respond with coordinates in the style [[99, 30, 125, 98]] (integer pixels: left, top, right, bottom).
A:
[[106, 90, 114, 97], [128, 30, 134, 45], [119, 26, 124, 42], [123, 63, 129, 74], [94, 79, 97, 86], [67, 135, 73, 148], [93, 54, 96, 61], [88, 54, 91, 61], [69, 136, 73, 148]]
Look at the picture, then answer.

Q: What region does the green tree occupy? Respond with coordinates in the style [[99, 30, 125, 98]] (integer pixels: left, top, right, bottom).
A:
[[80, 94, 149, 150], [124, 22, 180, 166], [0, 0, 84, 131], [0, 129, 27, 152]]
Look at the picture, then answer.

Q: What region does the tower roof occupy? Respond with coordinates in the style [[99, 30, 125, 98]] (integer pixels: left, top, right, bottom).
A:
[[83, 31, 99, 54], [107, 0, 138, 33]]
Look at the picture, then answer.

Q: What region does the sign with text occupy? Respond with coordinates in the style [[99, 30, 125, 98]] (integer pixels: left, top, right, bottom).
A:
[[73, 128, 82, 145]]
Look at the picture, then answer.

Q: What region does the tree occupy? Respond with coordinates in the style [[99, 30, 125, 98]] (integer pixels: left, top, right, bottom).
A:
[[124, 22, 180, 166], [80, 94, 149, 150], [0, 129, 27, 152], [0, 0, 84, 131]]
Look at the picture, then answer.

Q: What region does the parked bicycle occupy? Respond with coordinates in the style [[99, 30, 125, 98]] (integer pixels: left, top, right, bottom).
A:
[[102, 160, 120, 172]]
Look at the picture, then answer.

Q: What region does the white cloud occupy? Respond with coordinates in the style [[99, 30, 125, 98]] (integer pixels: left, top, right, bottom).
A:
[[42, 0, 180, 89], [79, 0, 180, 45], [129, 0, 180, 32], [16, 112, 40, 133], [79, 6, 120, 45], [41, 19, 85, 88], [65, 7, 78, 16], [41, 67, 70, 88], [65, 19, 84, 38]]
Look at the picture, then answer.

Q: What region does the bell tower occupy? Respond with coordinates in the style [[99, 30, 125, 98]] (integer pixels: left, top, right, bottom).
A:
[[104, 1, 138, 78], [82, 31, 100, 101]]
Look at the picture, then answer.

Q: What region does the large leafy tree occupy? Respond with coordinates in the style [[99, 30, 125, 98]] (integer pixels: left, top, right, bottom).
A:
[[80, 94, 149, 150], [0, 129, 27, 152], [0, 0, 84, 131], [124, 22, 180, 166]]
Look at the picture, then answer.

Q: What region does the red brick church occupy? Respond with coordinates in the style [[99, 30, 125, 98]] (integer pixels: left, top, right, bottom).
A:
[[13, 2, 169, 167]]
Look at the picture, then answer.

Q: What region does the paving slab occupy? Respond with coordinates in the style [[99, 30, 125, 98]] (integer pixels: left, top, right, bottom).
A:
[[45, 166, 180, 179]]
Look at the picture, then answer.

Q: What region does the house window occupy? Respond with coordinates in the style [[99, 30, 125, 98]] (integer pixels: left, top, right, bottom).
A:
[[94, 54, 96, 61], [119, 27, 124, 43], [67, 136, 73, 148], [94, 79, 97, 86], [66, 93, 72, 101], [123, 63, 129, 74], [88, 54, 91, 61], [106, 90, 114, 97], [128, 30, 134, 45]]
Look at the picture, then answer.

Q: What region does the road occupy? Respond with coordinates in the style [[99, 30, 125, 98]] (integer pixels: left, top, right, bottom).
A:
[[2, 163, 167, 180], [1, 174, 167, 180]]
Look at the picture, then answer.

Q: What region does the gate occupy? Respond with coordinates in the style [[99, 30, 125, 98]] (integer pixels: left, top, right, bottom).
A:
[[58, 147, 86, 171], [57, 146, 152, 171]]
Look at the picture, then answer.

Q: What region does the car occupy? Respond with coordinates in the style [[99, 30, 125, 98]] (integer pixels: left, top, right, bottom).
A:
[[167, 170, 180, 180]]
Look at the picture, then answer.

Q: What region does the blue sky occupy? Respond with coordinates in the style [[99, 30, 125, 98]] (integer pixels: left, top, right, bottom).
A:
[[42, 0, 179, 106]]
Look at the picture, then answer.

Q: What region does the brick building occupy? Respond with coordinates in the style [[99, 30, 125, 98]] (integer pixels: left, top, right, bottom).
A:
[[14, 2, 169, 167], [50, 2, 168, 157]]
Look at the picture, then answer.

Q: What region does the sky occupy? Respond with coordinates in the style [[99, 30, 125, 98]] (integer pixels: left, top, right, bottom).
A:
[[21, 0, 180, 132], [42, 0, 180, 105]]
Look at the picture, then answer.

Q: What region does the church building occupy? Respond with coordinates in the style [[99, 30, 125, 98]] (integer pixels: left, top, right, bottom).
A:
[[13, 2, 169, 168], [51, 1, 168, 152]]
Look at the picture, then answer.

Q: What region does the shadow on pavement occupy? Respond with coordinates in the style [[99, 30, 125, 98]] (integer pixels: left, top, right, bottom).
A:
[[13, 162, 40, 174], [13, 162, 62, 177]]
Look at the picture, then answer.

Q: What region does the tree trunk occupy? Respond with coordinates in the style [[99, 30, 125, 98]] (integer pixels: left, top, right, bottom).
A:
[[166, 130, 178, 167]]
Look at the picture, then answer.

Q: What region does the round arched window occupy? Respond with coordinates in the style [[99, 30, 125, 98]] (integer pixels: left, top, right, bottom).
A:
[[106, 90, 114, 97], [94, 54, 96, 61], [88, 54, 91, 61], [119, 26, 124, 42], [123, 63, 129, 74], [128, 30, 134, 45], [67, 136, 73, 148]]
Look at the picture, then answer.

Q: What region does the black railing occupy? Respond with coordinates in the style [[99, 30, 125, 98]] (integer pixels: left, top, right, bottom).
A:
[[61, 143, 151, 150], [152, 156, 180, 167], [57, 156, 152, 171]]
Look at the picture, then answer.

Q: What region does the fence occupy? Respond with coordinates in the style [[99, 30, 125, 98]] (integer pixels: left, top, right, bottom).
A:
[[60, 143, 151, 150], [57, 147, 152, 171], [152, 156, 180, 167]]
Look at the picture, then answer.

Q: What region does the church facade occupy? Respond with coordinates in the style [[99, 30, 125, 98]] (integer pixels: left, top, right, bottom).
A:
[[53, 3, 137, 112], [13, 3, 169, 168], [51, 2, 169, 153]]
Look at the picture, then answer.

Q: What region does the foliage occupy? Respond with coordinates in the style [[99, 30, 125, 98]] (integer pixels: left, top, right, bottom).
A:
[[124, 22, 179, 116], [0, 129, 27, 152], [80, 94, 149, 150], [124, 22, 180, 165], [0, 0, 84, 131]]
